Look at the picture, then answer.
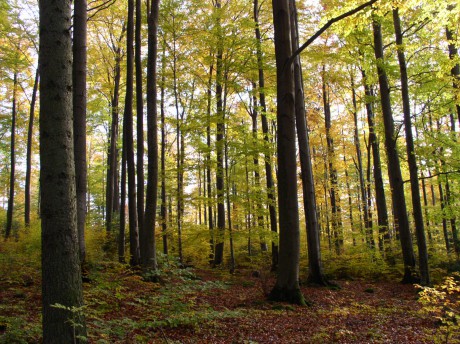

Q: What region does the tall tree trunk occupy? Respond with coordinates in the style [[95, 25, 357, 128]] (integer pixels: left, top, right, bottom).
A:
[[269, 0, 305, 305], [254, 0, 278, 270], [289, 0, 327, 285], [25, 68, 39, 227], [225, 131, 236, 272], [143, 0, 160, 270], [106, 50, 121, 232], [206, 60, 215, 263], [119, 140, 127, 263], [322, 69, 342, 254], [124, 0, 140, 266], [392, 8, 429, 285], [5, 72, 17, 239], [251, 83, 267, 252], [160, 38, 168, 255], [214, 0, 225, 266], [73, 0, 87, 263], [372, 17, 415, 282], [362, 70, 390, 253], [135, 0, 145, 253], [39, 0, 87, 338], [351, 75, 373, 248]]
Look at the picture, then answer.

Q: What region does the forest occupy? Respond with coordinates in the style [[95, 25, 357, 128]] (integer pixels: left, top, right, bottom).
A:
[[0, 0, 460, 342]]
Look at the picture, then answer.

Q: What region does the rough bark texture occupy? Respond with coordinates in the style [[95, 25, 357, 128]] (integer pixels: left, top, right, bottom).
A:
[[289, 0, 327, 286], [73, 0, 87, 263], [254, 0, 278, 270], [39, 0, 87, 339], [392, 8, 429, 285], [143, 0, 160, 270], [268, 0, 305, 305], [372, 18, 415, 282], [25, 68, 39, 227]]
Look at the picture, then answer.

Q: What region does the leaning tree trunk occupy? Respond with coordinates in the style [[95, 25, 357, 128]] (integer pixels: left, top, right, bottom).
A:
[[124, 0, 140, 266], [39, 0, 87, 338], [143, 0, 160, 270], [372, 17, 415, 282], [73, 0, 87, 263], [25, 68, 39, 227], [392, 8, 429, 285], [254, 0, 278, 270], [269, 0, 305, 305], [289, 0, 327, 286]]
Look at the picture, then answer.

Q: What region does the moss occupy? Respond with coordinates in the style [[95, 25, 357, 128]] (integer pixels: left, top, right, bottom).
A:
[[268, 285, 307, 306]]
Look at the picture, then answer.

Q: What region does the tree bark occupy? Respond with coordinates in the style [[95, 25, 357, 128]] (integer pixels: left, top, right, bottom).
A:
[[73, 0, 88, 263], [446, 15, 460, 127], [268, 0, 305, 305], [392, 8, 429, 285], [5, 72, 17, 239], [372, 17, 415, 282], [25, 68, 39, 227], [160, 38, 168, 255], [213, 0, 225, 266], [254, 0, 278, 270], [39, 0, 87, 338], [289, 0, 327, 285], [124, 0, 140, 266], [135, 0, 145, 252], [143, 0, 160, 270]]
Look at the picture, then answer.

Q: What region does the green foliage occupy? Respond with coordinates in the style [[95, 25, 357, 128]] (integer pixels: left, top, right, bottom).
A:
[[418, 273, 460, 343]]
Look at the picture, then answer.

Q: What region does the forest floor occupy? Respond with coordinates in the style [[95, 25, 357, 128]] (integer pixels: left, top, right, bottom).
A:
[[1, 248, 452, 344]]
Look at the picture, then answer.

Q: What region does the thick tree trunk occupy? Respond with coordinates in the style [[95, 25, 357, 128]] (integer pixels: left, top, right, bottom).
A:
[[119, 142, 127, 263], [206, 61, 215, 263], [39, 0, 87, 339], [124, 0, 140, 266], [269, 0, 305, 305], [372, 18, 415, 282], [254, 0, 278, 270], [25, 68, 39, 227], [392, 8, 429, 285], [143, 0, 160, 270], [73, 0, 87, 263], [5, 72, 17, 239], [289, 0, 327, 285]]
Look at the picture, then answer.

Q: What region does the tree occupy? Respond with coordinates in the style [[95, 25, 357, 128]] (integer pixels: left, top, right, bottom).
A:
[[73, 0, 88, 263], [124, 0, 140, 266], [392, 7, 429, 285], [268, 0, 305, 305], [372, 16, 416, 283], [143, 0, 161, 270], [39, 0, 87, 339]]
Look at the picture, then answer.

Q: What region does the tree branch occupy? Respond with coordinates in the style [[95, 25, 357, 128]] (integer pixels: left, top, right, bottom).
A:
[[288, 0, 379, 65], [403, 170, 460, 184]]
